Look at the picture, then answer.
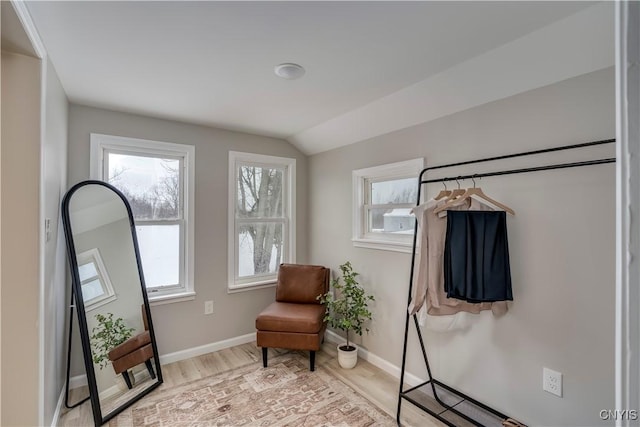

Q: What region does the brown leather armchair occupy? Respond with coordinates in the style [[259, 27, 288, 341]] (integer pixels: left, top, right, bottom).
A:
[[107, 306, 156, 389], [256, 264, 330, 371]]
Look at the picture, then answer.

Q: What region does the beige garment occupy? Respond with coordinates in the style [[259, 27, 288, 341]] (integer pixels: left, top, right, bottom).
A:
[[408, 198, 508, 316]]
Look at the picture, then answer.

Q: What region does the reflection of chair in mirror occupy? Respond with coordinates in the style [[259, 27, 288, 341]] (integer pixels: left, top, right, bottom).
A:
[[256, 264, 330, 371], [107, 306, 156, 389]]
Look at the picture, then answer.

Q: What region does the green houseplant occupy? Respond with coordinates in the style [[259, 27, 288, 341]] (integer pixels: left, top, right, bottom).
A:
[[318, 261, 375, 368], [90, 313, 135, 369]]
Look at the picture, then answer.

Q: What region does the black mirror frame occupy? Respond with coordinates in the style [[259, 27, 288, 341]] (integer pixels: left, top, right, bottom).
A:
[[61, 180, 163, 425]]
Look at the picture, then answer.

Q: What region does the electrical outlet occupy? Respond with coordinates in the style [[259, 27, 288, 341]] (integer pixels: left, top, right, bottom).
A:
[[543, 367, 562, 397], [204, 300, 214, 315]]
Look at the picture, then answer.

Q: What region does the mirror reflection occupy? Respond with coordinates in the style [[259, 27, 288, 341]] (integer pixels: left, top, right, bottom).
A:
[[64, 181, 162, 424]]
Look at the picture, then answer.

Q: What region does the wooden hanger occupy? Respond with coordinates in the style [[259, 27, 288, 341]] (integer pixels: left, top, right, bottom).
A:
[[443, 188, 465, 202], [433, 181, 452, 200], [438, 178, 464, 202], [433, 178, 515, 215]]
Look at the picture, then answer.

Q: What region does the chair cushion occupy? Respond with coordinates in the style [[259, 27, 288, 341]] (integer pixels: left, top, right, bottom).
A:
[[275, 264, 329, 304], [256, 302, 326, 334]]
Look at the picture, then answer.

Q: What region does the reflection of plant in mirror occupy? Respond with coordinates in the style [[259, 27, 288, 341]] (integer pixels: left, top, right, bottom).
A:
[[90, 313, 135, 369]]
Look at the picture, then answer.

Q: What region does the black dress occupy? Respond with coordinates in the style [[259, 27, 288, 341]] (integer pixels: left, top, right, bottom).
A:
[[444, 210, 513, 303]]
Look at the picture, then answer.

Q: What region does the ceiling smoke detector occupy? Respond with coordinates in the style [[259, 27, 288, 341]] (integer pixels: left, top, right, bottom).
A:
[[274, 63, 305, 80]]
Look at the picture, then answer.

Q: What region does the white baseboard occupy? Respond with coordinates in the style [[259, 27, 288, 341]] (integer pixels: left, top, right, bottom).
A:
[[159, 332, 256, 365], [69, 374, 87, 390], [324, 330, 426, 388], [51, 384, 66, 427]]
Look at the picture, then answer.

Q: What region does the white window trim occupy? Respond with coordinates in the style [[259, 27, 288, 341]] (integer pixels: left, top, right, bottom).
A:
[[352, 158, 424, 253], [90, 133, 195, 304], [228, 151, 296, 293], [77, 248, 117, 312]]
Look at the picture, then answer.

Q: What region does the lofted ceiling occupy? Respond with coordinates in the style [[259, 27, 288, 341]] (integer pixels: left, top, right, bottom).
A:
[[26, 1, 609, 154]]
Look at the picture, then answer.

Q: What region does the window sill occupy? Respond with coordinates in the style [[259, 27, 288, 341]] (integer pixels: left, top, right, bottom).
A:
[[352, 238, 413, 254], [149, 291, 196, 306], [228, 280, 277, 294]]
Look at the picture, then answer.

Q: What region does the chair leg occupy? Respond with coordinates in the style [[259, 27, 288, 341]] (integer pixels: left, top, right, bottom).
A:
[[262, 347, 268, 368], [310, 351, 316, 371], [122, 371, 133, 389], [145, 360, 156, 379]]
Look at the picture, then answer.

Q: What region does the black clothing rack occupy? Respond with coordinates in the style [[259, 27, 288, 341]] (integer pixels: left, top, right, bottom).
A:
[[396, 138, 616, 427]]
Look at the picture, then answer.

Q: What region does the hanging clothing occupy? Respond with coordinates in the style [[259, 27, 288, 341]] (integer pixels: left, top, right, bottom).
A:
[[444, 210, 513, 302], [409, 198, 508, 317]]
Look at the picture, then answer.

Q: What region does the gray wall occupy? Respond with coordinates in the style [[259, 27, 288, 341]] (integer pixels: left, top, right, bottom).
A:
[[67, 105, 308, 358], [42, 57, 69, 426], [308, 68, 615, 426]]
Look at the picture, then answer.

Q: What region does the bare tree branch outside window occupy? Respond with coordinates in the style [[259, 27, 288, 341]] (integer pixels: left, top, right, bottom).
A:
[[236, 166, 284, 275], [108, 159, 180, 221]]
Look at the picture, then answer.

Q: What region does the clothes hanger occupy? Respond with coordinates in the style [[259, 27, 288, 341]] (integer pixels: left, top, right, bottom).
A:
[[433, 176, 515, 215], [433, 180, 452, 200], [442, 177, 465, 202]]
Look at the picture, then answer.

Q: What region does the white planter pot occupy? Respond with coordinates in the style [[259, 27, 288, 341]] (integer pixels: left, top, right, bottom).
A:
[[337, 344, 358, 369]]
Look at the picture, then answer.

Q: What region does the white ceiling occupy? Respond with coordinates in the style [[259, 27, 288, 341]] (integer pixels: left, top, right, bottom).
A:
[[26, 1, 607, 154]]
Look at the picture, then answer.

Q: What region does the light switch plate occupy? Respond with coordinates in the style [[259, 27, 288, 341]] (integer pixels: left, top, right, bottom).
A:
[[204, 300, 214, 315]]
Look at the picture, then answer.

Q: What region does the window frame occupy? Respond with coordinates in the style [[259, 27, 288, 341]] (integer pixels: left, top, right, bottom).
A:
[[228, 151, 296, 293], [90, 133, 195, 305], [352, 158, 424, 253], [77, 248, 117, 311]]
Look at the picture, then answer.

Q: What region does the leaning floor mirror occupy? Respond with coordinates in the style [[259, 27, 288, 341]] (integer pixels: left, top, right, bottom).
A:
[[62, 180, 163, 425]]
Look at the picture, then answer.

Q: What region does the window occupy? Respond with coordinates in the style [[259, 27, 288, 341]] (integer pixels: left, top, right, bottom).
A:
[[228, 152, 296, 292], [90, 134, 195, 303], [352, 158, 424, 253], [77, 248, 116, 311]]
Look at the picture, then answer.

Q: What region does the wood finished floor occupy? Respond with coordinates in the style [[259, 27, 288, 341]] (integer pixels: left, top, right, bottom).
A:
[[59, 342, 445, 427]]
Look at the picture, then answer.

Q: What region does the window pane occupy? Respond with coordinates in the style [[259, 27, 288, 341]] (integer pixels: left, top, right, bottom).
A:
[[136, 224, 180, 288], [238, 223, 283, 277], [370, 177, 417, 205], [236, 166, 283, 218], [78, 261, 98, 282], [368, 208, 414, 234], [108, 153, 181, 220], [82, 279, 105, 302]]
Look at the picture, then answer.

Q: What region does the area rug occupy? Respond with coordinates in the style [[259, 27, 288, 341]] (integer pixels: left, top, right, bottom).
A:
[[116, 351, 395, 426]]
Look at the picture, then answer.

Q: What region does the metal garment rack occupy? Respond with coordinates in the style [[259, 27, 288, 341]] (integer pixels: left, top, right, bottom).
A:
[[396, 138, 616, 427]]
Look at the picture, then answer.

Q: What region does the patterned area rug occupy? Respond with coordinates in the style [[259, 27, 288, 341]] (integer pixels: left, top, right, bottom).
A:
[[117, 351, 395, 426]]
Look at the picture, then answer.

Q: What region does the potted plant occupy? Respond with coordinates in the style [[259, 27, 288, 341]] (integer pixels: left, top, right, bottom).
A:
[[318, 261, 375, 369], [90, 312, 135, 370]]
